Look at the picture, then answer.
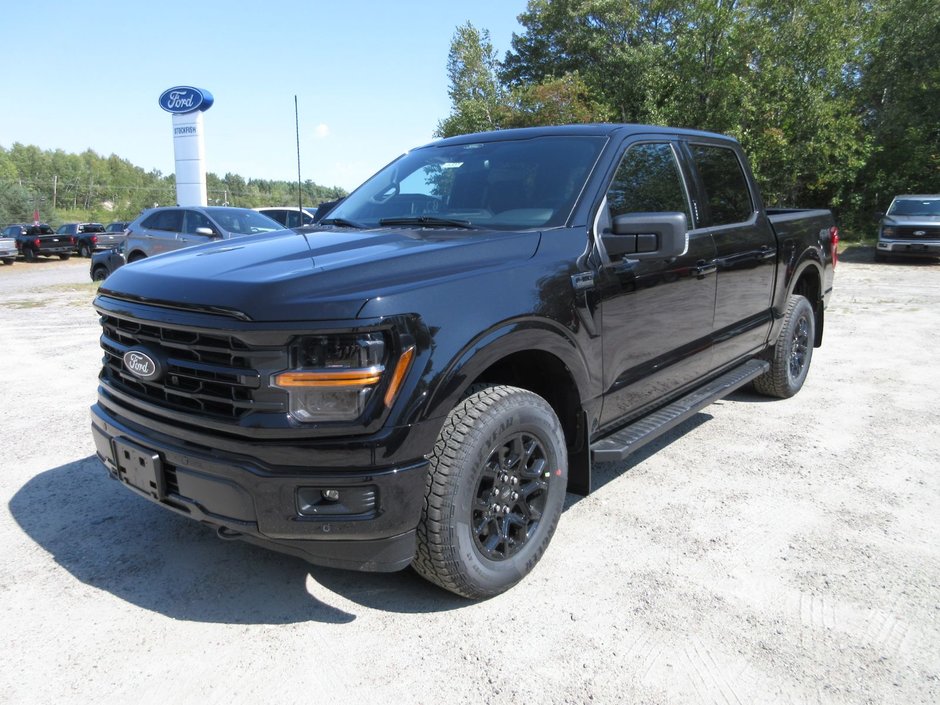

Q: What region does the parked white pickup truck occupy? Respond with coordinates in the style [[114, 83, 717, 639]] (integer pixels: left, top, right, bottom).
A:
[[0, 233, 16, 265]]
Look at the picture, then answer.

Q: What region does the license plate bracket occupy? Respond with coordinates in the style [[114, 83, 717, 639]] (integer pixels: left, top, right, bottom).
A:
[[113, 437, 165, 500]]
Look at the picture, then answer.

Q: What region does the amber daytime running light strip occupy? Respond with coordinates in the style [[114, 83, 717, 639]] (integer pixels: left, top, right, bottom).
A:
[[274, 346, 416, 408]]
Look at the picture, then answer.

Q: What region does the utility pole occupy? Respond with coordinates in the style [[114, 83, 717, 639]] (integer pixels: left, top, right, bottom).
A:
[[52, 175, 57, 210]]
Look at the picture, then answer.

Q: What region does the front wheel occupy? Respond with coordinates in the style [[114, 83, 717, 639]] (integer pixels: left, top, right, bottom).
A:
[[754, 294, 815, 399], [91, 266, 108, 282], [413, 385, 568, 599]]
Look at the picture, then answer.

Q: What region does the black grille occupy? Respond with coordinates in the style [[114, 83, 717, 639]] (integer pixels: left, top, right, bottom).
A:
[[99, 313, 285, 420], [894, 226, 940, 240]]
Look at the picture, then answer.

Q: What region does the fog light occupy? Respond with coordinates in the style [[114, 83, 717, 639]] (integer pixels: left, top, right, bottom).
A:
[[297, 486, 378, 517]]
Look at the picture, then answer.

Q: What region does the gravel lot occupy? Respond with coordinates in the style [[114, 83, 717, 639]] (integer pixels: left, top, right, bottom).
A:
[[1, 249, 938, 705]]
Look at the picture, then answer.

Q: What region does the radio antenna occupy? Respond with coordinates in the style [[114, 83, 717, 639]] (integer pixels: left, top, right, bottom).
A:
[[295, 95, 303, 217]]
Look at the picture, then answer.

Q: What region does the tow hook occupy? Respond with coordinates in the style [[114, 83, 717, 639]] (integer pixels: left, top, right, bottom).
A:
[[216, 526, 243, 541]]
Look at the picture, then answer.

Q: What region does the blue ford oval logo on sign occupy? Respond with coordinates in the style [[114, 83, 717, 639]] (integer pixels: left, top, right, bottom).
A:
[[158, 86, 214, 114]]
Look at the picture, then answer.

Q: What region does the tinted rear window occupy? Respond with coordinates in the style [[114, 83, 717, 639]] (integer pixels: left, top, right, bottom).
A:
[[688, 144, 754, 226]]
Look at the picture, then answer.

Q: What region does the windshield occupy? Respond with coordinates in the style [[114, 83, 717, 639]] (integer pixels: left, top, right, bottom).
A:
[[327, 135, 606, 230], [888, 198, 940, 216], [210, 208, 283, 235]]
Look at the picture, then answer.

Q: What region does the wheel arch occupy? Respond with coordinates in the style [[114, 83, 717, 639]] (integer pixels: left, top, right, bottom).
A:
[[422, 322, 595, 496], [789, 260, 824, 346]]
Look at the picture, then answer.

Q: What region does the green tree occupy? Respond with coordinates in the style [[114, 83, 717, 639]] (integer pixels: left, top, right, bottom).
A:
[[855, 0, 940, 220], [436, 22, 510, 137]]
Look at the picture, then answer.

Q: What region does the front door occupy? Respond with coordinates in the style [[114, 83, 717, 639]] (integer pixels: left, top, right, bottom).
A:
[[595, 139, 717, 431]]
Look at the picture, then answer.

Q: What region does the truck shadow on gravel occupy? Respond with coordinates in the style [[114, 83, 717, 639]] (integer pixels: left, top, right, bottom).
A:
[[9, 456, 468, 623]]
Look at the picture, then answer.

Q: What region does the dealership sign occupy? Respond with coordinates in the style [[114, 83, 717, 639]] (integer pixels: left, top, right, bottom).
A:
[[158, 86, 214, 114], [159, 85, 214, 206]]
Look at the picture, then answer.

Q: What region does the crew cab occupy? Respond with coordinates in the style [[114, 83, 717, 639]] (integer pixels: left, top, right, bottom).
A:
[[2, 224, 73, 261], [91, 124, 837, 598], [57, 222, 125, 258], [876, 194, 940, 261]]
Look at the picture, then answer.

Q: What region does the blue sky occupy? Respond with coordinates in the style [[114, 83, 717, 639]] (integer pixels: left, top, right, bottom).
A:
[[1, 0, 527, 191]]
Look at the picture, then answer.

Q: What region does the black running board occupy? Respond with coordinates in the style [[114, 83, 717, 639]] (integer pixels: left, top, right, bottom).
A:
[[590, 359, 770, 463]]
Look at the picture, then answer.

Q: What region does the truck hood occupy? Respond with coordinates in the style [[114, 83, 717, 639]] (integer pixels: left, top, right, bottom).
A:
[[883, 215, 940, 226], [100, 227, 541, 321]]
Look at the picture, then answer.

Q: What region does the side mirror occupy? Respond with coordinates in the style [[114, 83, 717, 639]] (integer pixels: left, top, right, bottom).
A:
[[603, 212, 689, 259], [195, 227, 219, 238]]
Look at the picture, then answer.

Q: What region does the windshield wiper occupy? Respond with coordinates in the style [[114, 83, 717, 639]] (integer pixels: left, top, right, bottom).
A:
[[319, 217, 365, 228], [379, 216, 476, 229]]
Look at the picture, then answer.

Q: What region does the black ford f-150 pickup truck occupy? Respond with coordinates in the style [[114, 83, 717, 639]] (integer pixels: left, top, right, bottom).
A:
[[91, 124, 837, 598]]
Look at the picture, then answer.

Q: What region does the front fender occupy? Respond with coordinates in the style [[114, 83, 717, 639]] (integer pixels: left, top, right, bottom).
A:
[[420, 316, 597, 424]]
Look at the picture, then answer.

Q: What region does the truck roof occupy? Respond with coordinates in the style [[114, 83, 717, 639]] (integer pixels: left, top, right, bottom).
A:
[[431, 123, 737, 148]]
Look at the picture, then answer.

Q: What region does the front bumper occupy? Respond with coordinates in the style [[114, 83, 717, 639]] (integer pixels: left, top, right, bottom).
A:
[[877, 239, 940, 257], [90, 402, 429, 571]]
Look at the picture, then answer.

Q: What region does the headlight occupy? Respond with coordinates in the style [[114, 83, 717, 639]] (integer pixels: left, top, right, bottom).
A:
[[881, 225, 897, 238], [273, 332, 414, 423]]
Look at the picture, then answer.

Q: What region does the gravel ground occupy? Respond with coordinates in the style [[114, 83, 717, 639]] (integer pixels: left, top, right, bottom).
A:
[[1, 249, 938, 705]]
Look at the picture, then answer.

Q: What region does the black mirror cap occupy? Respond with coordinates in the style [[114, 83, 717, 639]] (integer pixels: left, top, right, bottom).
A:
[[605, 212, 689, 259]]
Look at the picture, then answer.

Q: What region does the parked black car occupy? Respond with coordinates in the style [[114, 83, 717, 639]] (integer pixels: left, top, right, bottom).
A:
[[2, 224, 73, 261], [90, 243, 125, 281]]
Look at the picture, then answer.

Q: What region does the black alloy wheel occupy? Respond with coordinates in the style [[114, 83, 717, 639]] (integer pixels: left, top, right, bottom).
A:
[[472, 431, 550, 561], [754, 294, 815, 399], [413, 384, 568, 599]]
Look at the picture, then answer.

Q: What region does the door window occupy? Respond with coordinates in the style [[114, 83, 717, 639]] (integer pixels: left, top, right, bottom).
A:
[[607, 143, 692, 223], [688, 144, 753, 226], [142, 209, 183, 232], [183, 210, 215, 234]]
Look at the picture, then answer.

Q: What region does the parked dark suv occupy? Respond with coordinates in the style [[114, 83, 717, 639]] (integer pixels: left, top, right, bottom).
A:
[[123, 206, 282, 261]]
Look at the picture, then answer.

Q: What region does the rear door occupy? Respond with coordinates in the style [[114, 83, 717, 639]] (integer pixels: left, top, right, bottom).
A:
[[683, 141, 777, 364], [138, 209, 184, 256], [595, 137, 718, 430]]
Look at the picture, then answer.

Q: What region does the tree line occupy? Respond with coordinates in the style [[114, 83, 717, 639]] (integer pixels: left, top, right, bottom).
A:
[[437, 0, 938, 236], [0, 143, 346, 226]]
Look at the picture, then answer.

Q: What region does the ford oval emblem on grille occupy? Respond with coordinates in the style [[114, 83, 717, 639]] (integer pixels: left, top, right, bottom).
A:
[[914, 230, 926, 236], [123, 350, 160, 380]]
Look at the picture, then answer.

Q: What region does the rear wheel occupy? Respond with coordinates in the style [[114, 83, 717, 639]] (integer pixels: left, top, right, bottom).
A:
[[413, 385, 568, 599], [23, 248, 37, 263], [754, 294, 815, 399], [1, 258, 12, 266], [78, 242, 92, 258], [58, 253, 70, 261]]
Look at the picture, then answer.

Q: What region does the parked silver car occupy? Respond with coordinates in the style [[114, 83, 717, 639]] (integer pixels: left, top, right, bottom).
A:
[[124, 206, 283, 262]]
